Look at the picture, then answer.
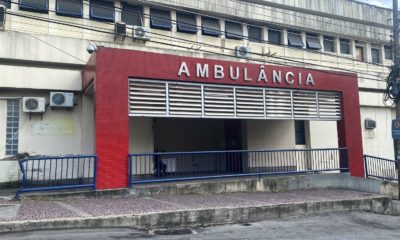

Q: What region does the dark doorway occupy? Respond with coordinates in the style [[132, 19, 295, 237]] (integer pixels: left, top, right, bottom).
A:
[[224, 119, 243, 173]]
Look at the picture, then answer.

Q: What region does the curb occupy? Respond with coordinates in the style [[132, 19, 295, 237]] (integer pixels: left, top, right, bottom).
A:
[[0, 196, 392, 233]]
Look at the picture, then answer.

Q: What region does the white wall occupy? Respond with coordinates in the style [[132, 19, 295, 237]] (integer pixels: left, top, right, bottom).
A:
[[307, 121, 338, 148], [129, 117, 154, 154]]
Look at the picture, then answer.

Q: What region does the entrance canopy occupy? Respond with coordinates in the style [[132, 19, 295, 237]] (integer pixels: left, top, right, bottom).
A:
[[83, 47, 363, 190], [129, 79, 341, 120]]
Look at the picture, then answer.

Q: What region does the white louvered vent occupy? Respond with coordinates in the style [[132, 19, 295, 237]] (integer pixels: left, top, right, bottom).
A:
[[293, 91, 318, 119], [203, 86, 235, 117], [235, 88, 264, 117], [128, 79, 342, 121], [129, 81, 167, 115], [265, 90, 292, 118], [318, 92, 341, 120], [168, 83, 202, 116]]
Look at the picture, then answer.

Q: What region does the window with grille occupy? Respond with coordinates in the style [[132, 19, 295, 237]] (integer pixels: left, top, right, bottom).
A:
[[150, 8, 171, 30], [225, 21, 243, 40], [176, 12, 197, 34], [5, 99, 20, 156], [288, 30, 304, 48], [306, 33, 321, 50], [19, 0, 48, 13], [371, 48, 380, 64], [385, 46, 393, 60], [248, 26, 262, 42], [202, 17, 220, 37]]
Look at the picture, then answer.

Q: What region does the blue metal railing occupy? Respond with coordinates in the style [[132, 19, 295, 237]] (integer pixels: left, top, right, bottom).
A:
[[129, 148, 348, 187], [16, 155, 97, 198], [364, 155, 398, 181]]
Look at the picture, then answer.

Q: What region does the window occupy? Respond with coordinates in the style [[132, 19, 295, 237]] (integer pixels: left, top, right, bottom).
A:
[[340, 38, 351, 54], [56, 0, 83, 17], [248, 25, 262, 42], [323, 36, 335, 52], [121, 3, 142, 26], [225, 21, 243, 40], [385, 46, 393, 60], [287, 30, 304, 48], [306, 33, 321, 50], [176, 12, 197, 34], [90, 0, 114, 22], [268, 28, 281, 45], [5, 100, 20, 156], [355, 46, 364, 61], [0, 0, 11, 9], [19, 0, 48, 13], [150, 8, 171, 30], [371, 48, 380, 64], [202, 17, 220, 37], [295, 121, 306, 145]]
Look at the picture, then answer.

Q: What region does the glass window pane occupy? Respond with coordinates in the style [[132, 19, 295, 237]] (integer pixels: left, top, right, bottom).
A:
[[19, 0, 48, 13], [385, 46, 393, 60], [288, 31, 304, 48], [0, 0, 11, 9], [268, 29, 281, 45], [176, 13, 196, 34], [6, 99, 20, 156], [248, 26, 262, 42], [121, 3, 142, 26], [90, 0, 114, 22], [340, 38, 351, 54], [306, 35, 321, 50], [371, 48, 380, 64], [323, 36, 335, 52], [202, 17, 220, 37], [56, 0, 82, 17], [150, 9, 172, 30], [225, 21, 243, 40]]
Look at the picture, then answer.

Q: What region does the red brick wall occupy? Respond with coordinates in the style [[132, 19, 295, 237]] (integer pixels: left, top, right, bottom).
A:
[[91, 47, 364, 189]]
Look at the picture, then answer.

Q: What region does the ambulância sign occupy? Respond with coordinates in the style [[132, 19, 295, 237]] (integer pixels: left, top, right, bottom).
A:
[[177, 61, 315, 86]]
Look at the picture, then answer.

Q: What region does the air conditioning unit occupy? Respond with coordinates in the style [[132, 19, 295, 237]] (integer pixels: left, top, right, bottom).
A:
[[23, 97, 46, 113], [235, 46, 251, 58], [50, 92, 74, 108], [115, 22, 126, 37], [0, 5, 6, 30], [365, 118, 376, 129], [133, 26, 151, 40]]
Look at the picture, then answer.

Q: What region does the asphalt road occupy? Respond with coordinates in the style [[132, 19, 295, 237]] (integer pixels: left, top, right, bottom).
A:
[[2, 212, 400, 240]]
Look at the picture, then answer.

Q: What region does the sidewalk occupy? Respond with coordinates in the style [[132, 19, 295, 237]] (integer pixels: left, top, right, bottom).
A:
[[0, 189, 394, 233]]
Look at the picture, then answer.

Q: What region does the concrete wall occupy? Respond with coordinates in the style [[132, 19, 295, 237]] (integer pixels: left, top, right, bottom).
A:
[[129, 117, 154, 154]]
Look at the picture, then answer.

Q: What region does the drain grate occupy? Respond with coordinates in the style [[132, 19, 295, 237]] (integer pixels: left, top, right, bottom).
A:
[[152, 228, 194, 235]]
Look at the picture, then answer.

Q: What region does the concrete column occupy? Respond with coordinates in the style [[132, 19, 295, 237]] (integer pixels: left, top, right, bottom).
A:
[[301, 31, 306, 49], [143, 6, 150, 28], [283, 28, 288, 45], [48, 0, 55, 12], [115, 0, 122, 22], [220, 19, 226, 50], [243, 24, 249, 46], [379, 44, 385, 63], [263, 27, 268, 43], [318, 34, 324, 51], [171, 10, 177, 33], [335, 36, 340, 55], [196, 15, 202, 43], [350, 39, 356, 57], [83, 0, 90, 19]]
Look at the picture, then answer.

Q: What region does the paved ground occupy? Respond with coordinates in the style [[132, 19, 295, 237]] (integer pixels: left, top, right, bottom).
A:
[[0, 189, 378, 221], [1, 212, 399, 240]]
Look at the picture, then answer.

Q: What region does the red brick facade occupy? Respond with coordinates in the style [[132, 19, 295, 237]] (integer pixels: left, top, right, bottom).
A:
[[84, 47, 364, 189]]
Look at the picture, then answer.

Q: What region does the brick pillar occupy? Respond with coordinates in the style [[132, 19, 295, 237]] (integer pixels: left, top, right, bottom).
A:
[[94, 49, 130, 189]]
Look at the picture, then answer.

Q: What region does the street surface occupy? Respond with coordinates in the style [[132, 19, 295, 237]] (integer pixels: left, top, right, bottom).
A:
[[1, 212, 400, 240]]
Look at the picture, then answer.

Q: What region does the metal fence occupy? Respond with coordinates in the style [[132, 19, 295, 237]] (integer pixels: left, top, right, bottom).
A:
[[364, 155, 398, 181], [129, 148, 348, 186], [16, 155, 97, 198]]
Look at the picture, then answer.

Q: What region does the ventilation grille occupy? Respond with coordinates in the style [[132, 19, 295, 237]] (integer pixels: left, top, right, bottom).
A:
[[129, 79, 342, 121], [129, 81, 166, 115]]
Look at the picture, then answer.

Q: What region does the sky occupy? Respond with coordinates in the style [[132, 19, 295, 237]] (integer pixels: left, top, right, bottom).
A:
[[356, 0, 392, 8]]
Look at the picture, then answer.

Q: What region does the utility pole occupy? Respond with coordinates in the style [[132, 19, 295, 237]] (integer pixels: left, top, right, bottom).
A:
[[393, 0, 400, 200]]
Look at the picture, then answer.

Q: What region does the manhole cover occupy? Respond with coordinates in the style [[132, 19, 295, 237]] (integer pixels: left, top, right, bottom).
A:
[[152, 228, 194, 235]]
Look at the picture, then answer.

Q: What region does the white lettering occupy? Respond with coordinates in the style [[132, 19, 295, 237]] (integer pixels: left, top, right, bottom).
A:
[[214, 65, 224, 79], [273, 70, 282, 83], [229, 66, 240, 80], [257, 65, 268, 82], [285, 72, 294, 85], [196, 63, 209, 78], [306, 73, 315, 85], [177, 61, 190, 77], [244, 68, 252, 82], [298, 73, 302, 85]]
